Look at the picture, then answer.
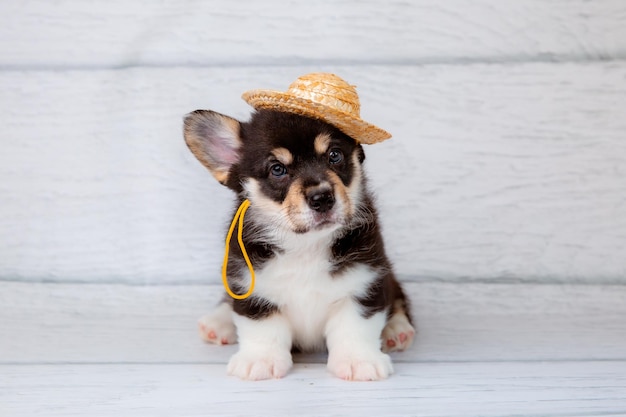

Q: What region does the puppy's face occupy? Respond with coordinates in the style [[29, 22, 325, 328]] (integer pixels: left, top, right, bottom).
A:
[[184, 110, 366, 235]]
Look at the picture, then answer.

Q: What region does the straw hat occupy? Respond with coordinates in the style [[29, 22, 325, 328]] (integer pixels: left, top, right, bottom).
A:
[[241, 73, 391, 144]]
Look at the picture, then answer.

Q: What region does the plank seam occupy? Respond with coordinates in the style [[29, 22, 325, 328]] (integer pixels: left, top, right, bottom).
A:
[[1, 54, 625, 72]]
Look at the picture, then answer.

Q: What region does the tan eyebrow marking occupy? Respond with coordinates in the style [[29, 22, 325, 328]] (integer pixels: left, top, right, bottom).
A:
[[314, 133, 332, 155], [271, 147, 293, 165]]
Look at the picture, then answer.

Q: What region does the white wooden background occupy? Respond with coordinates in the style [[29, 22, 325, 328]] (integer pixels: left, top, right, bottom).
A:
[[1, 0, 625, 285]]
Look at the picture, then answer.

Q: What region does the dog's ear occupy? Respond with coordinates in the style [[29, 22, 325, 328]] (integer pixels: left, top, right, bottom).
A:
[[184, 110, 242, 185]]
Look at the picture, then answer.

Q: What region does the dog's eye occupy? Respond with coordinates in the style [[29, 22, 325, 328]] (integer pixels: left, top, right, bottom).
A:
[[270, 163, 287, 177], [328, 149, 344, 165]]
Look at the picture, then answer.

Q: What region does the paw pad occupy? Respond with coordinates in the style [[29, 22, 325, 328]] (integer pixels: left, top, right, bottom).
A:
[[198, 307, 237, 346], [381, 315, 415, 353]]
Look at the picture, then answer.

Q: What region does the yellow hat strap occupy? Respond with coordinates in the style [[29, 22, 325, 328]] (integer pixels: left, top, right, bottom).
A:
[[222, 199, 255, 300]]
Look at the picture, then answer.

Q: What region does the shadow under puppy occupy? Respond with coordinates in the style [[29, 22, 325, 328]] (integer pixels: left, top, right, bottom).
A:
[[184, 73, 415, 381]]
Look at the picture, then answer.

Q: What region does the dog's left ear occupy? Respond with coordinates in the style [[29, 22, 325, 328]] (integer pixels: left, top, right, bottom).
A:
[[184, 110, 242, 185]]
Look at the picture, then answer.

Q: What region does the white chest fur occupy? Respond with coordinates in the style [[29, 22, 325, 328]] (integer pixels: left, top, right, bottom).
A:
[[250, 228, 378, 351]]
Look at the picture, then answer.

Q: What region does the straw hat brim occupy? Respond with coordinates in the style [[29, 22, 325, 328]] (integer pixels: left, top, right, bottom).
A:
[[242, 90, 391, 145]]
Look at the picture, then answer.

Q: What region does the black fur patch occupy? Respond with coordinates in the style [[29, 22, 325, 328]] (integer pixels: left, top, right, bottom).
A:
[[355, 270, 412, 320], [232, 293, 279, 320], [330, 192, 389, 272]]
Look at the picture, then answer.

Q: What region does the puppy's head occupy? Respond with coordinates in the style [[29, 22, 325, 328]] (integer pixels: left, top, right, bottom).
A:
[[184, 109, 366, 234]]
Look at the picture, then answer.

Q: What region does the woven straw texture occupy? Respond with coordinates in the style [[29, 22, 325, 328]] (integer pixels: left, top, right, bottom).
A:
[[242, 73, 391, 144]]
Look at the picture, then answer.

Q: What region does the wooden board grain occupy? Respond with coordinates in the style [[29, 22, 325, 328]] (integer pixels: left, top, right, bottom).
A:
[[1, 63, 625, 284], [2, 362, 625, 417], [1, 0, 625, 69], [1, 282, 625, 364]]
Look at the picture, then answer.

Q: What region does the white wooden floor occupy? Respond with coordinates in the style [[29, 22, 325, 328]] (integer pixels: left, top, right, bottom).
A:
[[1, 281, 625, 416]]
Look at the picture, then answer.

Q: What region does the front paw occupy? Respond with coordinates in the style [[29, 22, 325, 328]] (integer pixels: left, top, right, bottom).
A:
[[328, 350, 393, 381], [227, 350, 293, 380], [198, 303, 237, 345]]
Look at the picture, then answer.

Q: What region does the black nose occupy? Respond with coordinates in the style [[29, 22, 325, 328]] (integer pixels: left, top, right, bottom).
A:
[[307, 189, 335, 213]]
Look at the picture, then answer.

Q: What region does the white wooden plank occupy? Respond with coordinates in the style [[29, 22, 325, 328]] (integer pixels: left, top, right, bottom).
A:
[[1, 63, 625, 284], [1, 282, 625, 364], [1, 362, 625, 417], [1, 0, 625, 68]]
